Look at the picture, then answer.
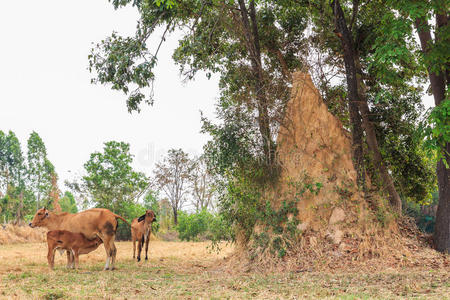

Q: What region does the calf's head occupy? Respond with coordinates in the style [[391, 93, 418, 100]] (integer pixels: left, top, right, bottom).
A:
[[29, 208, 50, 228], [138, 210, 157, 224]]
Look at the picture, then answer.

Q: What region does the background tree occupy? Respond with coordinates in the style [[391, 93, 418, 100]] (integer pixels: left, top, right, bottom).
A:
[[153, 149, 193, 225], [82, 141, 149, 214], [27, 131, 54, 210], [0, 131, 27, 223], [143, 190, 160, 215], [59, 191, 78, 214], [190, 155, 216, 212], [81, 141, 149, 240], [49, 173, 62, 212]]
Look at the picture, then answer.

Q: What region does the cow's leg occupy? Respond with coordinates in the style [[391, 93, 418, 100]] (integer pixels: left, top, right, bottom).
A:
[[109, 240, 117, 270], [144, 234, 150, 261], [102, 242, 111, 270]]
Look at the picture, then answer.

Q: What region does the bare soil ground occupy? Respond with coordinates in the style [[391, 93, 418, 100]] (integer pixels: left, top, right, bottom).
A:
[[0, 241, 449, 299]]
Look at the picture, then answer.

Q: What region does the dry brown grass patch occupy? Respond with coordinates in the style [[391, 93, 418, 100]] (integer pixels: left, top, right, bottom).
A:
[[0, 225, 46, 245], [0, 241, 449, 299]]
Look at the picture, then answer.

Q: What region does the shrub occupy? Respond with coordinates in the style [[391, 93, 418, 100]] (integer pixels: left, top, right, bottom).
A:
[[176, 210, 231, 242]]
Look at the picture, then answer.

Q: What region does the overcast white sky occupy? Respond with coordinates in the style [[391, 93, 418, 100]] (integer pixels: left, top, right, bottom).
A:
[[0, 1, 220, 187]]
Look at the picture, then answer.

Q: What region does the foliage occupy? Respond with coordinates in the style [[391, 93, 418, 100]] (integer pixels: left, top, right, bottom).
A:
[[59, 191, 78, 214], [143, 190, 160, 215], [422, 101, 450, 165], [82, 141, 149, 213], [176, 209, 231, 242], [403, 191, 439, 233]]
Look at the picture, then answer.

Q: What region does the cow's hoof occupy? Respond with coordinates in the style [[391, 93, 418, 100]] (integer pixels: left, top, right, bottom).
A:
[[145, 257, 148, 261], [104, 267, 109, 271], [137, 257, 141, 262]]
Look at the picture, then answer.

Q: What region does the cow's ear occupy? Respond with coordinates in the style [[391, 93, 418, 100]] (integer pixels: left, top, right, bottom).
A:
[[138, 214, 145, 222]]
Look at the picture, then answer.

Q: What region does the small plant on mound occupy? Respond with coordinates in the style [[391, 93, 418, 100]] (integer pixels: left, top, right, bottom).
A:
[[249, 179, 323, 259]]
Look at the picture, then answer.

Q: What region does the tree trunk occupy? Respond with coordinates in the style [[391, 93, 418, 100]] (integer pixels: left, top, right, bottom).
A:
[[435, 145, 450, 253], [15, 191, 23, 225], [332, 0, 402, 212], [354, 57, 402, 212], [415, 15, 450, 253], [173, 207, 178, 225], [329, 0, 366, 190], [358, 95, 402, 212], [237, 0, 275, 165]]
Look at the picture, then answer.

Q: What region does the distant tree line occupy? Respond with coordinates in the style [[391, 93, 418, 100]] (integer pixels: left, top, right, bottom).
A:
[[0, 130, 77, 223], [0, 131, 222, 240]]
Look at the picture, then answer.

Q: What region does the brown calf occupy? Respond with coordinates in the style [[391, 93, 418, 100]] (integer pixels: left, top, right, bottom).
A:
[[131, 210, 156, 261], [47, 230, 102, 270]]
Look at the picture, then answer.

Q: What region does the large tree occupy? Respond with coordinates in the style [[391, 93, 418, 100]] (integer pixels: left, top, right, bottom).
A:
[[89, 0, 308, 167], [153, 149, 193, 225], [375, 0, 449, 252], [328, 0, 403, 212]]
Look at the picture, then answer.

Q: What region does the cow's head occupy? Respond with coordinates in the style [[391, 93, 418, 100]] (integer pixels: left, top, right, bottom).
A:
[[138, 210, 157, 224], [29, 208, 50, 228]]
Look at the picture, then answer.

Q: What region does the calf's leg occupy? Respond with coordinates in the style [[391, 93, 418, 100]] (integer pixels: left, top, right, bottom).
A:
[[145, 234, 150, 261], [132, 233, 136, 259], [73, 249, 80, 269], [66, 250, 74, 269], [137, 235, 143, 262], [47, 245, 56, 270]]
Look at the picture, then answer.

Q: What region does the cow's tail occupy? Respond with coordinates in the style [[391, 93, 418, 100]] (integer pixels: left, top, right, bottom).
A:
[[114, 214, 130, 226]]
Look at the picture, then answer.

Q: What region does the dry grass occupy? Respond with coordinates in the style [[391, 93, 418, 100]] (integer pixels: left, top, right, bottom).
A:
[[0, 241, 449, 299], [0, 225, 46, 245]]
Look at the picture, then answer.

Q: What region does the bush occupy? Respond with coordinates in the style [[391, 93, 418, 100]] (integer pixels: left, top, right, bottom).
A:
[[403, 197, 437, 234], [176, 210, 231, 242]]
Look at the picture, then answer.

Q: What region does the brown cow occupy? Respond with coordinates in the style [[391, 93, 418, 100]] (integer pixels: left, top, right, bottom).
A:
[[131, 210, 156, 262], [47, 230, 102, 270], [30, 207, 129, 270]]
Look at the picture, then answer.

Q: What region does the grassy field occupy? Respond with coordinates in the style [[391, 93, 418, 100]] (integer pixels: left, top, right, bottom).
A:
[[0, 241, 449, 299]]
